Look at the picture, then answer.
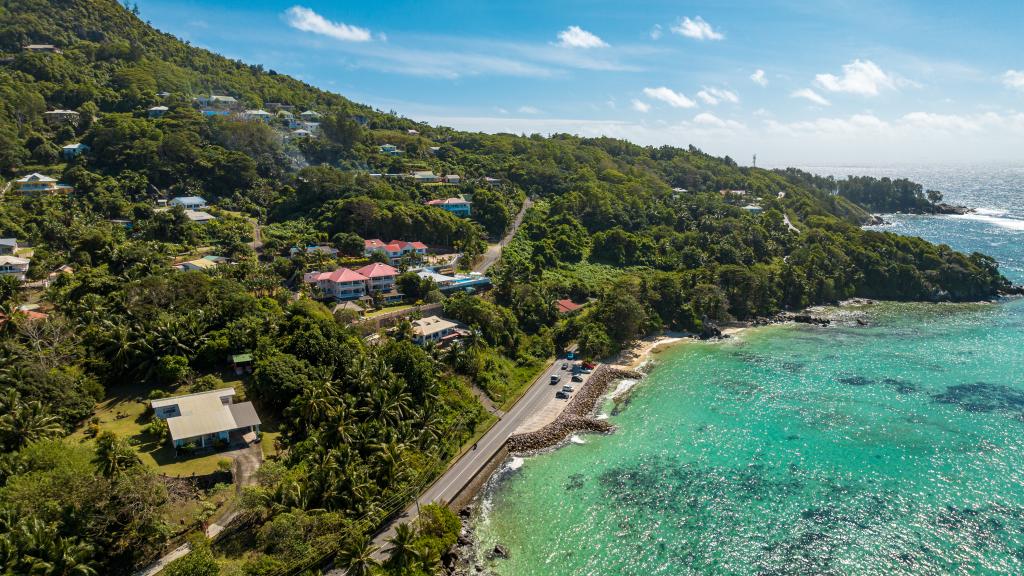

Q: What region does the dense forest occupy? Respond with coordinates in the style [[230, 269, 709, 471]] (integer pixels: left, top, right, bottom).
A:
[[0, 0, 1012, 574]]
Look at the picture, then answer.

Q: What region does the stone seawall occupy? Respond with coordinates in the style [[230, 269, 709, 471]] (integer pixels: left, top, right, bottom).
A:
[[506, 365, 642, 453]]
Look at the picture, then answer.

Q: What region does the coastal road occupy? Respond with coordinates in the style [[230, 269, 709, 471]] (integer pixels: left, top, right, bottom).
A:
[[473, 197, 533, 274], [354, 353, 567, 563]]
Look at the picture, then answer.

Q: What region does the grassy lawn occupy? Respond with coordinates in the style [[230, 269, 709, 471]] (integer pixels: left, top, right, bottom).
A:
[[364, 303, 415, 318], [70, 377, 255, 477], [499, 357, 552, 411]]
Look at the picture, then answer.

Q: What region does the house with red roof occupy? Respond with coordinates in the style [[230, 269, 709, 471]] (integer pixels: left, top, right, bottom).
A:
[[363, 239, 428, 264], [304, 267, 369, 300], [556, 299, 585, 315], [355, 262, 399, 294], [303, 262, 403, 304]]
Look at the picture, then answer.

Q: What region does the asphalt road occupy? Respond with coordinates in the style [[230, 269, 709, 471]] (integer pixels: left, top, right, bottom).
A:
[[473, 197, 532, 274], [360, 354, 567, 562]]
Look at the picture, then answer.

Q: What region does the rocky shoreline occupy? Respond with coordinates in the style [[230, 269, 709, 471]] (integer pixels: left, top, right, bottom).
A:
[[445, 364, 643, 575], [505, 365, 644, 454]]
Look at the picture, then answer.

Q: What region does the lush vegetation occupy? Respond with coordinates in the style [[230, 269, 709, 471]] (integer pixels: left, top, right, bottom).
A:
[[0, 0, 1012, 574]]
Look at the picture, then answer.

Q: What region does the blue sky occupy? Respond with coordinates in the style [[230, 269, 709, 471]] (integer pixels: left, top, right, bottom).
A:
[[138, 0, 1024, 165]]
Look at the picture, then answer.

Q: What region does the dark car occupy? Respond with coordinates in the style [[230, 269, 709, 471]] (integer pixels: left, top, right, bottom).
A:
[[555, 390, 570, 399], [561, 362, 569, 370], [571, 374, 584, 382]]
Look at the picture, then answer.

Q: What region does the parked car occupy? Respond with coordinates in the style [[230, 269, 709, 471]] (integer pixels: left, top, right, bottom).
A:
[[561, 384, 574, 393], [561, 362, 569, 370], [555, 390, 570, 399], [571, 374, 584, 382], [582, 361, 596, 369], [550, 375, 561, 385]]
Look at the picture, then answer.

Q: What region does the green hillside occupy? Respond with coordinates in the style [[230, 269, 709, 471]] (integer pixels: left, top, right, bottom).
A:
[[0, 1, 1011, 575]]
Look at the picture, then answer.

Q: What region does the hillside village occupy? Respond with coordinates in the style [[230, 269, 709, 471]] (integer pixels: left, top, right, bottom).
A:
[[0, 2, 1012, 575]]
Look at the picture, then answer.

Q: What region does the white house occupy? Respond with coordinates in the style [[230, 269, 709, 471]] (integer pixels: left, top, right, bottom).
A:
[[177, 257, 220, 272], [61, 143, 89, 160], [147, 105, 169, 118], [299, 110, 321, 121], [169, 196, 208, 210], [151, 388, 261, 449], [412, 170, 440, 184], [43, 110, 79, 125], [444, 174, 461, 185], [0, 256, 30, 282], [0, 239, 17, 256], [411, 316, 459, 346], [198, 94, 238, 108], [14, 173, 73, 195], [242, 109, 273, 123]]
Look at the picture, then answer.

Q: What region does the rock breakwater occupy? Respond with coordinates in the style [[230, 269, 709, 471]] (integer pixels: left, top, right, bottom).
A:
[[506, 365, 642, 453]]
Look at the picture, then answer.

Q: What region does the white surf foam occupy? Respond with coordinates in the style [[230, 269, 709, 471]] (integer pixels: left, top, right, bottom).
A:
[[952, 212, 1024, 231], [570, 435, 586, 445], [506, 456, 524, 471]]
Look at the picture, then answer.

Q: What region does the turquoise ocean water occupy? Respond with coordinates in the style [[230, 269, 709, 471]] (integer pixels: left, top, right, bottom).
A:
[[474, 166, 1024, 575]]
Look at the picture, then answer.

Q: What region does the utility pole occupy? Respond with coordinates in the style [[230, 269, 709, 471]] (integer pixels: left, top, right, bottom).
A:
[[752, 154, 757, 168]]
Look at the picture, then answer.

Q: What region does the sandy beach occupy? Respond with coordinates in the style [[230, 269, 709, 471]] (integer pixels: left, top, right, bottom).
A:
[[610, 326, 752, 370]]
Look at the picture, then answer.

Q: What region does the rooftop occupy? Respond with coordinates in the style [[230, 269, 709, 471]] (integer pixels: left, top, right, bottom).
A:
[[356, 262, 399, 278], [151, 388, 260, 442], [411, 315, 459, 337]]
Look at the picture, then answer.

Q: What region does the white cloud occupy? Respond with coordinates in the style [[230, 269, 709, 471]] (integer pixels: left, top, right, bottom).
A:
[[631, 99, 651, 112], [642, 86, 697, 108], [556, 25, 608, 48], [899, 111, 992, 132], [814, 59, 895, 96], [1002, 70, 1024, 90], [518, 105, 542, 115], [791, 88, 831, 106], [697, 87, 739, 105], [284, 6, 372, 42], [650, 25, 663, 40], [671, 16, 724, 41], [750, 69, 768, 86], [692, 112, 745, 130]]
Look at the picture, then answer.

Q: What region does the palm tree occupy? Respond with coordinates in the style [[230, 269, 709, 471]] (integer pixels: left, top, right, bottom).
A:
[[384, 522, 420, 570], [92, 431, 140, 478], [337, 534, 380, 576], [0, 390, 63, 451]]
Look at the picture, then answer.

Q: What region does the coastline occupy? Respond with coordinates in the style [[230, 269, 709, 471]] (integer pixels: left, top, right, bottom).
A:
[[610, 325, 753, 371]]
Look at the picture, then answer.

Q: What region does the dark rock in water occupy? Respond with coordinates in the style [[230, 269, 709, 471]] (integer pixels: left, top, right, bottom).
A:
[[457, 533, 472, 547], [864, 214, 887, 226], [933, 203, 971, 215], [838, 375, 873, 387], [488, 544, 510, 560], [1000, 285, 1024, 296], [786, 313, 831, 326], [856, 318, 868, 326], [459, 506, 472, 519], [700, 315, 723, 339]]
